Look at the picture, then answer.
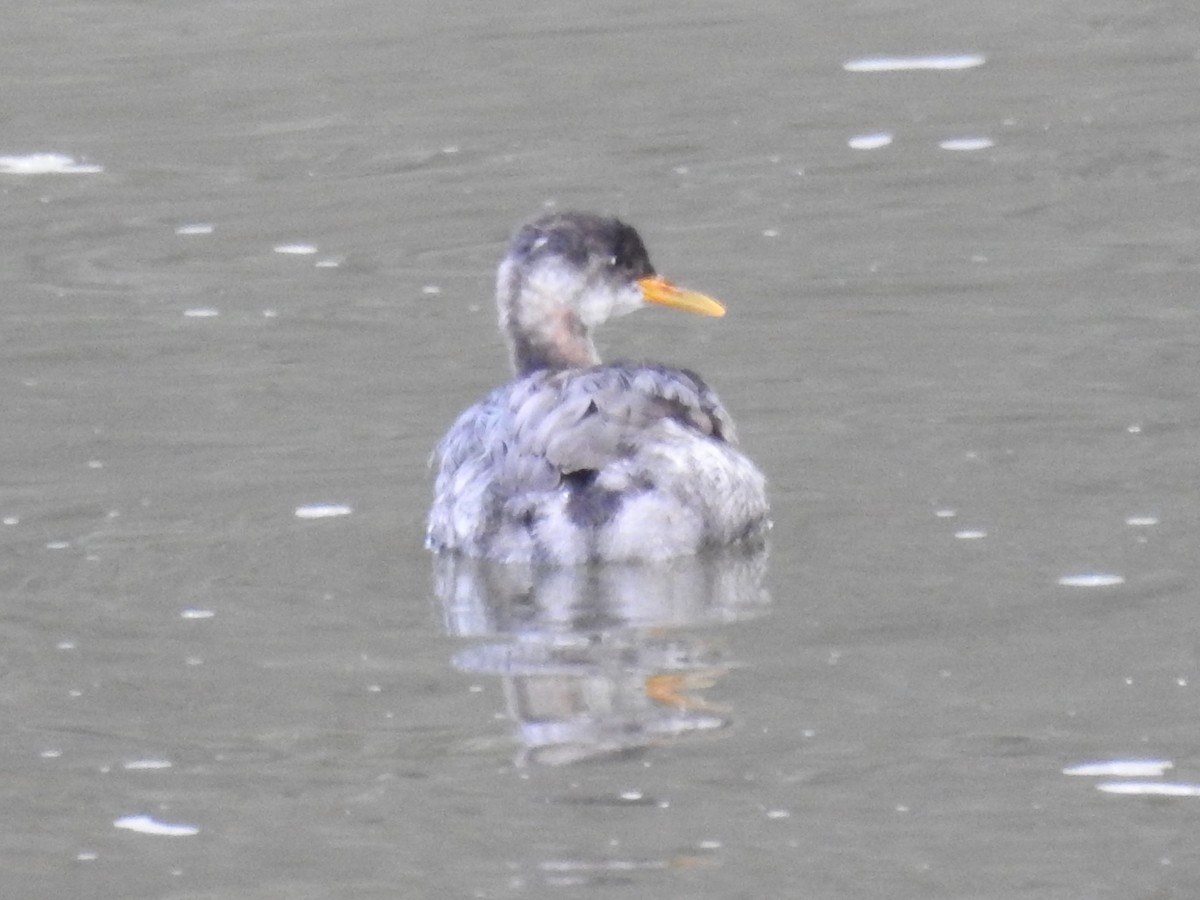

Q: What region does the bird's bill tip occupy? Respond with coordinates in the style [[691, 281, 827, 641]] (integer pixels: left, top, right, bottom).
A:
[[636, 276, 726, 317]]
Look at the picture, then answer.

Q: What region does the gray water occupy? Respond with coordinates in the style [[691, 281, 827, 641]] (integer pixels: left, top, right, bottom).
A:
[[4, 1, 1199, 897]]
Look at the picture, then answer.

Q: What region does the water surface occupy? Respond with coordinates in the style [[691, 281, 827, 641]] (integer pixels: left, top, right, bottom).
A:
[[4, 1, 1199, 897]]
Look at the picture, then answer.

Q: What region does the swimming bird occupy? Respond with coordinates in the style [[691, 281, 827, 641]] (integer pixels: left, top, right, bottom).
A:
[[427, 212, 768, 564]]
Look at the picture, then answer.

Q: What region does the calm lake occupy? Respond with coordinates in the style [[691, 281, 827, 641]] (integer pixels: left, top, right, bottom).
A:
[[4, 1, 1198, 897]]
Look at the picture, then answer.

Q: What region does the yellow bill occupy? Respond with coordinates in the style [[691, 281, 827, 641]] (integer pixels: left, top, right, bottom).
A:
[[636, 276, 726, 318]]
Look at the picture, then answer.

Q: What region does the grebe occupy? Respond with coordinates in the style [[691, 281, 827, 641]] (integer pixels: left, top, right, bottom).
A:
[[427, 212, 769, 564]]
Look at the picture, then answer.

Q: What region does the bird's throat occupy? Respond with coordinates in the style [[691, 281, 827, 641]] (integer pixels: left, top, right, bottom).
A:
[[507, 297, 601, 376]]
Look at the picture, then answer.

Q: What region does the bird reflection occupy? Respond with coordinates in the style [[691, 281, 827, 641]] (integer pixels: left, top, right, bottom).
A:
[[434, 544, 770, 765]]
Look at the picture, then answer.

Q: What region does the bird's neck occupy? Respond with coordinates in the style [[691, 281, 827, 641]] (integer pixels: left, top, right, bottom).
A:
[[502, 284, 601, 376]]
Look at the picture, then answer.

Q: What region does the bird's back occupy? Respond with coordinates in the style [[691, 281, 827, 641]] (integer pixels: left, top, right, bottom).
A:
[[427, 364, 769, 563]]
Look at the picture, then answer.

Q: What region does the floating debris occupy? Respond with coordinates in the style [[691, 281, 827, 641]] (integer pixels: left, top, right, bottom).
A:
[[848, 132, 893, 150], [295, 503, 353, 520], [0, 153, 104, 174], [844, 54, 985, 73], [1058, 574, 1124, 587], [123, 759, 173, 770], [113, 814, 199, 836], [1064, 760, 1173, 778], [939, 137, 995, 151], [1097, 782, 1200, 797]]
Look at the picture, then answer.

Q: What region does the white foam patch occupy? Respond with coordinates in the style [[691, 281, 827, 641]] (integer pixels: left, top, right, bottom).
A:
[[940, 137, 995, 151], [295, 503, 353, 519], [113, 814, 198, 836], [274, 243, 318, 255], [175, 224, 214, 236], [123, 759, 173, 770], [1058, 573, 1124, 587], [1125, 516, 1158, 526], [181, 608, 214, 620], [0, 153, 104, 174], [844, 54, 986, 72], [848, 132, 893, 150], [1064, 760, 1173, 778], [183, 308, 220, 318], [314, 258, 341, 268], [955, 529, 987, 539], [1097, 782, 1200, 797]]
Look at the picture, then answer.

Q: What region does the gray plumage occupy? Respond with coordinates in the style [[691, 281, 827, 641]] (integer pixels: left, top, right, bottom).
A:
[[427, 212, 769, 564]]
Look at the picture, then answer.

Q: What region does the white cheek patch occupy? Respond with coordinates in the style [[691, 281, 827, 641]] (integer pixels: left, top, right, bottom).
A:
[[569, 273, 644, 327], [605, 284, 647, 321], [520, 260, 591, 326], [508, 256, 646, 331]]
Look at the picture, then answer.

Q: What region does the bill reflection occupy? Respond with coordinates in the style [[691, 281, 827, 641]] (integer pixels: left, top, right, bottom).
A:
[[434, 547, 771, 765]]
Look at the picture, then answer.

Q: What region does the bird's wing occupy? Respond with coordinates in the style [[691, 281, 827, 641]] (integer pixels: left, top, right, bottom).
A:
[[433, 373, 563, 495], [434, 364, 737, 495], [522, 364, 737, 478]]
